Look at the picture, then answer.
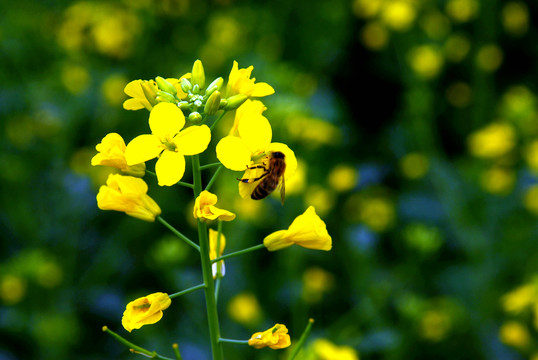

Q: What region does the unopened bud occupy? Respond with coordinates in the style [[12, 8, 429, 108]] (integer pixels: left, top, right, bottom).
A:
[[155, 76, 177, 96], [180, 78, 192, 93], [192, 84, 200, 95], [188, 112, 202, 123], [156, 91, 177, 103], [178, 101, 190, 111], [205, 77, 223, 96], [219, 99, 228, 109], [204, 91, 221, 115], [224, 94, 248, 110], [191, 60, 205, 89], [141, 81, 158, 107]]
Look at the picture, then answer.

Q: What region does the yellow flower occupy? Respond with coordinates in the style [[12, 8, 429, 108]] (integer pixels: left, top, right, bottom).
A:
[[227, 292, 263, 327], [121, 292, 171, 332], [209, 228, 226, 278], [225, 61, 274, 98], [467, 122, 516, 159], [311, 339, 359, 360], [91, 133, 146, 177], [499, 321, 530, 349], [501, 283, 537, 314], [96, 174, 161, 222], [264, 206, 332, 251], [193, 190, 236, 221], [123, 79, 159, 111], [248, 324, 291, 349], [228, 99, 267, 136], [125, 103, 211, 186]]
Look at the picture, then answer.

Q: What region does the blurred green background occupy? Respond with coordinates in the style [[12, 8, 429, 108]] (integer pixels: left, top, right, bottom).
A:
[[2, 0, 538, 359]]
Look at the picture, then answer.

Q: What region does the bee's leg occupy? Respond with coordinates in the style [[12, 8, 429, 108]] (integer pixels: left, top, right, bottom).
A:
[[237, 171, 269, 183], [245, 165, 267, 170]]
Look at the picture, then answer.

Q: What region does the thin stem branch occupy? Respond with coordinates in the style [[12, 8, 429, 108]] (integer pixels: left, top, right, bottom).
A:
[[212, 244, 266, 263], [210, 111, 226, 131], [157, 216, 200, 252], [205, 165, 223, 192], [102, 326, 174, 360], [200, 162, 222, 170], [169, 284, 206, 299], [146, 170, 194, 189], [219, 338, 249, 345], [289, 318, 315, 360]]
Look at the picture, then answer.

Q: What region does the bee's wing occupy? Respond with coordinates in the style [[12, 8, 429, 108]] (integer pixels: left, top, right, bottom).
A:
[[279, 176, 286, 205]]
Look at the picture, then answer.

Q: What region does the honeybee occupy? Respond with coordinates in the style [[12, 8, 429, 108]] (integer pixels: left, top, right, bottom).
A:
[[238, 151, 286, 204]]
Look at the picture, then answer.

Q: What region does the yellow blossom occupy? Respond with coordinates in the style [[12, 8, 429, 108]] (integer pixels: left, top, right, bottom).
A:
[[499, 321, 530, 349], [121, 292, 171, 332], [96, 174, 161, 222], [228, 99, 267, 136], [123, 79, 159, 111], [125, 103, 211, 186], [263, 206, 332, 251], [193, 190, 236, 221], [91, 133, 145, 177], [467, 122, 516, 159], [380, 1, 416, 32], [501, 283, 537, 314], [248, 324, 291, 349], [225, 61, 274, 99], [209, 229, 226, 278], [311, 338, 359, 360], [227, 292, 263, 327]]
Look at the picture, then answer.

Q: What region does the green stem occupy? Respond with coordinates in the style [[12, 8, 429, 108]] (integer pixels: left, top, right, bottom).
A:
[[157, 216, 200, 252], [289, 318, 315, 360], [169, 284, 206, 299], [210, 111, 226, 131], [192, 154, 224, 360], [212, 244, 266, 263], [102, 326, 174, 360], [219, 338, 249, 345], [205, 165, 223, 192], [172, 344, 182, 360], [146, 170, 194, 189], [200, 162, 222, 170]]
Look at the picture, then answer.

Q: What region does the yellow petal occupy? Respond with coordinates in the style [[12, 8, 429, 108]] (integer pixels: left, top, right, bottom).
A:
[[123, 98, 146, 111], [263, 230, 294, 251], [149, 103, 185, 139], [155, 150, 186, 186], [251, 82, 275, 97], [267, 143, 297, 180], [238, 114, 272, 154], [124, 80, 144, 98], [174, 125, 211, 155], [125, 134, 163, 166], [216, 136, 252, 171], [238, 165, 267, 198]]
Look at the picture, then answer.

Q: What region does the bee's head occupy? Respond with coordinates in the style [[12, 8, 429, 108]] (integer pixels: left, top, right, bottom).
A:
[[271, 151, 285, 159]]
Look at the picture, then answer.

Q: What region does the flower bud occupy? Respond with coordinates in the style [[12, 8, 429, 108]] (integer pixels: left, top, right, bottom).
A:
[[141, 81, 158, 107], [189, 111, 202, 123], [205, 77, 224, 97], [224, 94, 248, 110], [156, 91, 177, 104], [219, 99, 228, 109], [155, 76, 177, 96], [191, 60, 205, 89], [192, 84, 200, 94], [178, 101, 190, 111], [180, 78, 193, 93], [204, 91, 221, 115]]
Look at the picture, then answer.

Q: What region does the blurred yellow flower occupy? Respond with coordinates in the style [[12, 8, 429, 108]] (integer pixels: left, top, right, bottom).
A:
[[36, 262, 63, 289], [122, 292, 171, 332], [480, 167, 515, 195], [446, 82, 472, 108], [476, 45, 503, 72], [264, 206, 332, 251], [91, 133, 146, 177], [193, 191, 236, 222], [360, 22, 389, 51], [381, 0, 417, 32], [125, 103, 211, 186], [0, 275, 26, 305], [101, 74, 129, 106], [97, 174, 161, 222], [61, 63, 90, 94], [248, 324, 291, 349], [227, 292, 263, 327], [523, 185, 538, 216], [304, 185, 336, 217], [352, 0, 383, 18], [225, 61, 274, 99], [209, 229, 226, 278], [420, 11, 451, 39], [444, 33, 471, 62], [502, 2, 529, 36], [311, 338, 359, 360], [467, 123, 516, 159], [328, 164, 359, 192], [408, 45, 444, 79], [525, 141, 538, 172], [499, 321, 530, 349], [400, 152, 429, 179], [420, 309, 451, 342], [445, 0, 479, 22], [302, 267, 334, 303], [285, 115, 342, 148], [360, 197, 395, 232], [501, 283, 537, 314]]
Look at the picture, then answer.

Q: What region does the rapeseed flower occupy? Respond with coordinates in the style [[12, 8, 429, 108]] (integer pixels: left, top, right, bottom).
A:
[[264, 206, 332, 251], [248, 324, 290, 349], [91, 133, 145, 177], [96, 174, 161, 222], [193, 191, 236, 221], [121, 292, 171, 332], [125, 103, 211, 186], [123, 79, 159, 111], [209, 229, 226, 278], [225, 61, 274, 99]]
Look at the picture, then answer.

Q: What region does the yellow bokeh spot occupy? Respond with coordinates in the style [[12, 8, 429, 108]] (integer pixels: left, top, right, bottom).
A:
[[381, 1, 417, 32], [446, 82, 472, 108], [360, 197, 395, 232], [408, 45, 444, 79], [476, 44, 503, 72], [61, 63, 90, 95], [285, 116, 342, 149], [286, 158, 307, 196], [1, 275, 26, 305], [302, 267, 334, 304], [227, 292, 262, 327], [360, 22, 389, 51], [352, 0, 383, 19], [501, 283, 537, 314], [444, 33, 471, 62], [524, 141, 538, 172], [400, 152, 429, 179], [292, 73, 318, 97], [480, 167, 515, 195], [445, 0, 479, 22], [502, 2, 529, 36], [36, 262, 63, 288], [304, 185, 335, 217], [311, 339, 360, 360], [499, 321, 530, 349], [467, 123, 516, 159], [420, 11, 451, 40], [102, 74, 128, 106], [523, 185, 538, 216], [328, 164, 359, 192], [233, 196, 266, 222], [420, 309, 451, 342], [499, 86, 537, 133]]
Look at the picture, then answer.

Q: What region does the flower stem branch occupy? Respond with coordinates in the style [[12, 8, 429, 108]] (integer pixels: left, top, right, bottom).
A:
[[157, 216, 200, 252], [200, 162, 222, 170], [210, 111, 227, 131], [289, 318, 315, 360], [146, 170, 194, 189], [218, 338, 249, 345], [102, 326, 174, 360], [205, 165, 223, 192], [172, 344, 182, 360], [211, 244, 266, 263], [169, 284, 206, 299]]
